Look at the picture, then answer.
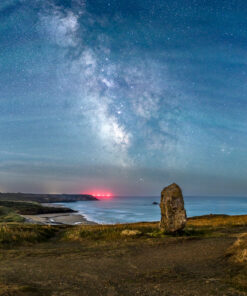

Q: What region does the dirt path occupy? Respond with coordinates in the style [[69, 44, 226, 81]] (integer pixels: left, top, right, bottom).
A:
[[0, 235, 244, 296]]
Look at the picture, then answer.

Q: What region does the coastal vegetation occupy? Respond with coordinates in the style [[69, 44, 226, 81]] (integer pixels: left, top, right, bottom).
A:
[[1, 214, 247, 246], [0, 206, 25, 223]]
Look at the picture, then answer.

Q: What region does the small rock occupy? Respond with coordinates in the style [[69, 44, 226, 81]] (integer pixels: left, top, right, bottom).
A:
[[160, 183, 187, 233], [121, 229, 142, 236]]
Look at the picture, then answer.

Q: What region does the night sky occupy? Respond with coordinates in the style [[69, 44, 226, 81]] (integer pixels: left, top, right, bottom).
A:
[[1, 0, 247, 196]]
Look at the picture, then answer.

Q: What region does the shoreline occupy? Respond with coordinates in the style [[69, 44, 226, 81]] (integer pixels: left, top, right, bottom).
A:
[[22, 212, 97, 225], [22, 203, 97, 225], [20, 201, 246, 226]]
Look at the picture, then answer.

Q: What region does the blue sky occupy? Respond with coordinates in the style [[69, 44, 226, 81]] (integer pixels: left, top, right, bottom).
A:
[[0, 0, 247, 195]]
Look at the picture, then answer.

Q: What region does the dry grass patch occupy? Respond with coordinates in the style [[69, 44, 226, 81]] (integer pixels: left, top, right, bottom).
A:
[[64, 222, 159, 241], [1, 215, 247, 247], [188, 215, 247, 228], [0, 224, 58, 246], [225, 233, 247, 291], [64, 215, 247, 242], [226, 233, 247, 263]]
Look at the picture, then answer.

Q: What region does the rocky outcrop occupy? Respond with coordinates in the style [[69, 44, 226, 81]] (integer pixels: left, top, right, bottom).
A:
[[160, 183, 187, 233]]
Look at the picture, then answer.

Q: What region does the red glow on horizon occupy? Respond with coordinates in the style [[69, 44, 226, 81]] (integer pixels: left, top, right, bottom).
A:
[[84, 191, 113, 199]]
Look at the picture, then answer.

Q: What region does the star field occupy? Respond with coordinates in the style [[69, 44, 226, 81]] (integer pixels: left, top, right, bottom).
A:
[[0, 0, 247, 195]]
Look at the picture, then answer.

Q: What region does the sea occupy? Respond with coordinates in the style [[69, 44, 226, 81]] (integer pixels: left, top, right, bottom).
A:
[[56, 195, 247, 224]]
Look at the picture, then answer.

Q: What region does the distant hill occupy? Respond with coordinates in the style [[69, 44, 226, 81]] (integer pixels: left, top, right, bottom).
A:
[[0, 193, 98, 203]]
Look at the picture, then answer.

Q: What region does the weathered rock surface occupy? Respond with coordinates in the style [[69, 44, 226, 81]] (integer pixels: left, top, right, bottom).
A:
[[160, 183, 187, 233]]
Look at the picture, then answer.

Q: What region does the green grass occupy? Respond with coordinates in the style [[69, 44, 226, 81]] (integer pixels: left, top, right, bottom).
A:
[[0, 206, 25, 223]]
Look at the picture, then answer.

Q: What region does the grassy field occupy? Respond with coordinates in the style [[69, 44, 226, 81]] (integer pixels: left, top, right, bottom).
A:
[[0, 215, 247, 295]]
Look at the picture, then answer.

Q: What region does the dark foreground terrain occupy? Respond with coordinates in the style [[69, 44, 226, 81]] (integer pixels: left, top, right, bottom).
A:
[[1, 215, 247, 296]]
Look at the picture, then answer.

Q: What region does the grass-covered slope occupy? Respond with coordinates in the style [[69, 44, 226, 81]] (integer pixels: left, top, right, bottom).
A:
[[0, 200, 74, 215], [0, 206, 25, 223], [0, 200, 75, 223]]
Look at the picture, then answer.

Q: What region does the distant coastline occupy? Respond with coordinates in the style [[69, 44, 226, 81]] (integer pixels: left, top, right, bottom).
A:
[[0, 192, 98, 203], [0, 193, 98, 225], [22, 203, 97, 225]]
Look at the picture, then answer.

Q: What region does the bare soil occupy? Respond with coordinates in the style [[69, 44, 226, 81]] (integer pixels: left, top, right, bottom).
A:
[[0, 230, 246, 296]]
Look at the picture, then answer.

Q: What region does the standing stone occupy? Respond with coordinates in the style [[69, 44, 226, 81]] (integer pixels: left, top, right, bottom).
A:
[[160, 183, 187, 233]]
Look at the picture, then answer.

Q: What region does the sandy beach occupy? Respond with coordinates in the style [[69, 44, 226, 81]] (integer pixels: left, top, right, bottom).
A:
[[22, 212, 97, 225], [22, 203, 97, 225]]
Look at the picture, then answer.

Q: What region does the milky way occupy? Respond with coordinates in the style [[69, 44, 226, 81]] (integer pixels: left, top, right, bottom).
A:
[[0, 0, 247, 195]]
